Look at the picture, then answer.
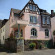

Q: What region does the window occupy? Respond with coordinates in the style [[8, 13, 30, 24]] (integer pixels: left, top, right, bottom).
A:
[[47, 17, 50, 24], [29, 4, 32, 10], [33, 16, 37, 23], [29, 4, 36, 11], [42, 17, 46, 24], [45, 29, 49, 37], [30, 16, 33, 22], [42, 16, 50, 25], [21, 29, 23, 37], [31, 28, 37, 36], [33, 5, 36, 11], [30, 16, 37, 23]]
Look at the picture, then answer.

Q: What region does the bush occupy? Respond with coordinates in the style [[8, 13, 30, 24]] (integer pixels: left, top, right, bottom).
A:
[[29, 43, 36, 50], [39, 43, 42, 49], [53, 30, 55, 35]]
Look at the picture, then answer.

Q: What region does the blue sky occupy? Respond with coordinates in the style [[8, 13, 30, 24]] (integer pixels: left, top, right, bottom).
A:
[[0, 0, 55, 19]]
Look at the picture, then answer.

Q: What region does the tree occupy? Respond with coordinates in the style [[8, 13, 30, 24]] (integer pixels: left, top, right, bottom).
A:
[[53, 30, 55, 36], [53, 30, 55, 46], [10, 33, 14, 38]]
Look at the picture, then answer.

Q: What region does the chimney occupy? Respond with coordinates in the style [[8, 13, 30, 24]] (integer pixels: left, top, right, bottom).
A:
[[51, 10, 54, 17]]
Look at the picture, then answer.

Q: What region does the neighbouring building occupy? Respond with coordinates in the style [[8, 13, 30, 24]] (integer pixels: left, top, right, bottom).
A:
[[0, 20, 3, 43], [0, 20, 3, 28], [51, 10, 55, 42], [9, 0, 51, 51], [0, 19, 9, 44]]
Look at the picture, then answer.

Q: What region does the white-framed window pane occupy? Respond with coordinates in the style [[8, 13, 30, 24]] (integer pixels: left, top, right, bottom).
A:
[[43, 17, 46, 24], [29, 4, 32, 10], [31, 28, 37, 36], [47, 18, 50, 24], [45, 29, 49, 37], [30, 16, 33, 22], [33, 5, 36, 11], [33, 16, 37, 23]]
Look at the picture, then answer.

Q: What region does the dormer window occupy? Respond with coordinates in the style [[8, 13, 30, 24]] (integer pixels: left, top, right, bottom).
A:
[[42, 15, 50, 25]]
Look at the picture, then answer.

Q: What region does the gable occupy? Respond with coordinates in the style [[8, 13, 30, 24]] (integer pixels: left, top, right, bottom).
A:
[[20, 0, 40, 14]]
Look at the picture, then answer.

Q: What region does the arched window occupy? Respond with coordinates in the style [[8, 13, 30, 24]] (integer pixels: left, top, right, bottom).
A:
[[31, 28, 37, 36], [45, 29, 49, 37]]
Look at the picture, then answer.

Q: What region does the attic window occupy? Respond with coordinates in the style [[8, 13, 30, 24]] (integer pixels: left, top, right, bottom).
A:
[[29, 4, 32, 10], [33, 5, 36, 11]]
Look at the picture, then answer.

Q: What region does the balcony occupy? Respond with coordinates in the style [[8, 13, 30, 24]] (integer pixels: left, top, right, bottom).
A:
[[10, 19, 29, 28]]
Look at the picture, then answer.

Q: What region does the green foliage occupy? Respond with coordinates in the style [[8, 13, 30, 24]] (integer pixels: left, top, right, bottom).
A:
[[38, 43, 42, 49], [53, 30, 55, 35], [10, 33, 14, 38], [29, 43, 36, 50], [47, 39, 54, 49], [44, 41, 49, 47]]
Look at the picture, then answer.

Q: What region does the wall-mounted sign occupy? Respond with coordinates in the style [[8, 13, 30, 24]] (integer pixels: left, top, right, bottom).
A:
[[28, 24, 40, 27]]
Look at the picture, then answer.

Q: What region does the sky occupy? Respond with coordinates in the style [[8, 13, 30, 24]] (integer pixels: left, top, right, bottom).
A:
[[0, 0, 55, 20]]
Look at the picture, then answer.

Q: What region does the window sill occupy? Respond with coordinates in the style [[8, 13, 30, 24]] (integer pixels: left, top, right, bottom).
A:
[[45, 36, 49, 38], [31, 36, 37, 37], [29, 22, 37, 24], [42, 24, 50, 25]]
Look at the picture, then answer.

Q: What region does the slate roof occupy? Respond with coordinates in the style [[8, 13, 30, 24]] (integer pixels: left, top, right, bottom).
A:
[[11, 8, 21, 14]]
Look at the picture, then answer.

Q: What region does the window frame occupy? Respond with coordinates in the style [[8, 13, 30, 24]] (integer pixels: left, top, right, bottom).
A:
[[31, 28, 37, 37], [30, 16, 37, 24], [33, 5, 36, 11], [47, 16, 50, 25], [45, 29, 49, 38], [29, 4, 37, 11], [29, 4, 32, 11], [42, 15, 50, 25]]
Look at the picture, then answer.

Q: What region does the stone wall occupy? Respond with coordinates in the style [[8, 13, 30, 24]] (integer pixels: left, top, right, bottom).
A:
[[24, 40, 51, 51], [17, 39, 24, 52]]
